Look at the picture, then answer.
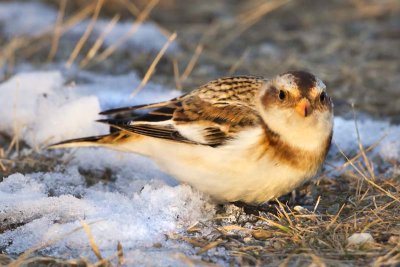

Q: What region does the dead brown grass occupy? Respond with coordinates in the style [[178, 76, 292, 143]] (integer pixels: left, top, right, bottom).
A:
[[0, 0, 162, 79], [131, 31, 177, 97], [172, 175, 399, 266]]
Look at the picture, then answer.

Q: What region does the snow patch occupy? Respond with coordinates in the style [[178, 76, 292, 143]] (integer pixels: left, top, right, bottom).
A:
[[0, 70, 212, 260], [0, 71, 104, 146], [0, 2, 56, 37], [333, 117, 400, 161], [0, 169, 213, 257], [0, 2, 177, 53]]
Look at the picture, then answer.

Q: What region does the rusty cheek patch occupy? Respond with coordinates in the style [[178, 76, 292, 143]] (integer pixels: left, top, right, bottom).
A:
[[261, 87, 296, 111], [312, 95, 334, 113], [260, 89, 273, 108]]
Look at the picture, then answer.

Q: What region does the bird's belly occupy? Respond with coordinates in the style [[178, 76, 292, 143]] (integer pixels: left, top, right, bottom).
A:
[[166, 162, 310, 203], [148, 142, 316, 204]]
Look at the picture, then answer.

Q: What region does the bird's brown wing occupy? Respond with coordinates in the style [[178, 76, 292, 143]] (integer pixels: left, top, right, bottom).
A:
[[99, 76, 265, 147]]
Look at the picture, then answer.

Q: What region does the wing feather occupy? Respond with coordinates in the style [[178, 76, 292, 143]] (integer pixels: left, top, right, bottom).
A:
[[98, 118, 197, 144], [99, 95, 185, 115], [99, 76, 265, 147]]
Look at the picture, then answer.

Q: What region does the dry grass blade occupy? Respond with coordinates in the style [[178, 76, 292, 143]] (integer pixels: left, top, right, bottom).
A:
[[238, 0, 290, 25], [47, 0, 67, 62], [275, 199, 294, 228], [179, 44, 204, 83], [118, 0, 140, 16], [59, 2, 97, 35], [219, 225, 250, 232], [326, 203, 345, 230], [218, 0, 290, 48], [351, 0, 400, 17], [373, 243, 400, 266], [90, 243, 129, 267], [309, 253, 327, 267], [172, 58, 182, 90], [0, 38, 27, 71], [313, 195, 321, 213], [117, 241, 124, 266], [6, 79, 21, 156], [6, 133, 20, 156], [352, 105, 375, 179], [228, 48, 250, 75], [81, 220, 103, 261], [8, 220, 103, 267], [130, 32, 177, 97], [17, 1, 97, 61], [361, 218, 383, 233], [325, 136, 385, 176], [66, 0, 105, 68], [0, 161, 6, 172], [80, 14, 121, 68], [335, 141, 400, 203], [178, 236, 206, 247], [197, 240, 224, 255], [120, 0, 170, 37], [93, 0, 159, 64], [173, 253, 196, 267], [252, 229, 273, 240], [257, 216, 292, 234]]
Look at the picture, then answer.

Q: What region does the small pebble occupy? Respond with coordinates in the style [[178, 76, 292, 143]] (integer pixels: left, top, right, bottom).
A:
[[347, 233, 374, 245], [293, 205, 307, 213], [273, 241, 283, 249]]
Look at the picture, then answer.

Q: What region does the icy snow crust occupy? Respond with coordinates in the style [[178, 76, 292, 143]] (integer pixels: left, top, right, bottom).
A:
[[1, 69, 399, 262], [0, 70, 214, 260]]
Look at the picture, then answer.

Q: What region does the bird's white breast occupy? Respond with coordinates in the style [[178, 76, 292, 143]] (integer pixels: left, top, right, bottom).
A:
[[261, 107, 333, 151], [118, 127, 322, 203]]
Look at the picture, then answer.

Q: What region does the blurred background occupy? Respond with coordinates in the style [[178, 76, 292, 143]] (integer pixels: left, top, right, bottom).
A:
[[0, 0, 399, 118]]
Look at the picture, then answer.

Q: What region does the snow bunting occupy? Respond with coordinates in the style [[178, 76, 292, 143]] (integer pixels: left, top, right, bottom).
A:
[[51, 71, 333, 204]]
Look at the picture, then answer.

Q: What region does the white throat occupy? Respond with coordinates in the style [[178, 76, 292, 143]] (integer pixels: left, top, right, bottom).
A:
[[263, 107, 333, 151]]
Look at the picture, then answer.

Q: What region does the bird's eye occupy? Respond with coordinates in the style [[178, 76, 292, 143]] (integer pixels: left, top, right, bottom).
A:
[[278, 90, 286, 101], [319, 92, 327, 103]]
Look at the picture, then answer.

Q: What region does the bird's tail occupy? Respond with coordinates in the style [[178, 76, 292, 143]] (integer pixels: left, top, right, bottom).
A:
[[48, 132, 125, 149]]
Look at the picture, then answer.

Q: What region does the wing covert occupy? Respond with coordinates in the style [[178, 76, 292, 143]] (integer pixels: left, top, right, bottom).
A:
[[98, 76, 265, 147]]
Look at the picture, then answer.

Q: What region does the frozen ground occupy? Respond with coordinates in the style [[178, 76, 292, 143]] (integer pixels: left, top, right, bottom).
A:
[[0, 68, 399, 264]]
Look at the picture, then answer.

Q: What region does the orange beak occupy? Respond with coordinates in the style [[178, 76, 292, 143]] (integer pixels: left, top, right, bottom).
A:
[[295, 98, 312, 117]]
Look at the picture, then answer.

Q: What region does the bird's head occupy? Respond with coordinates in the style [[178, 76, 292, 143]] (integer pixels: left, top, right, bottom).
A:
[[257, 71, 333, 150]]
